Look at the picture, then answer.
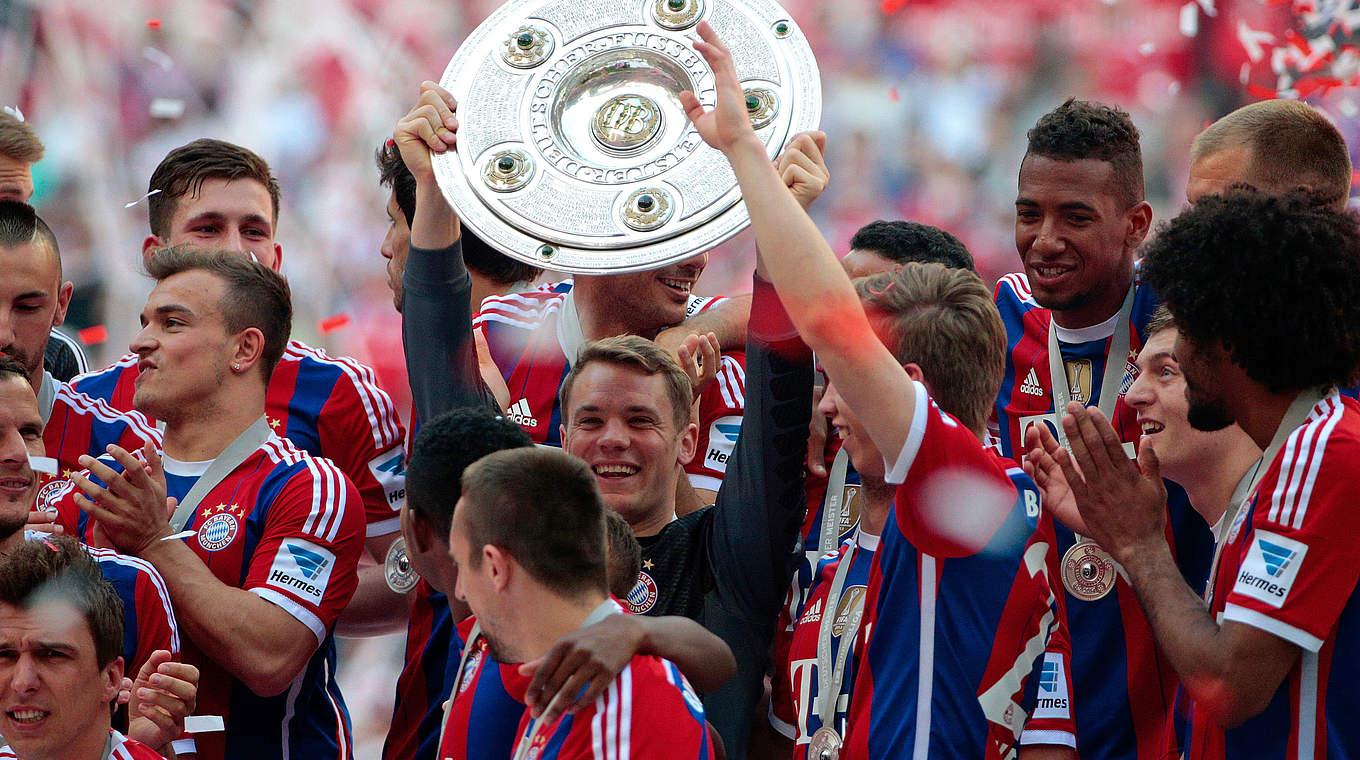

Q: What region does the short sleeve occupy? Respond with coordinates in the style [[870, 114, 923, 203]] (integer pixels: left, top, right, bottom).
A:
[[686, 352, 745, 492], [315, 364, 408, 538]]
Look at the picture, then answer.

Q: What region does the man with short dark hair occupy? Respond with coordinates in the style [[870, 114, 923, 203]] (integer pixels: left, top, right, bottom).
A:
[[1187, 99, 1351, 211], [841, 219, 975, 278], [993, 98, 1215, 758], [48, 248, 366, 760], [449, 446, 715, 759], [0, 536, 163, 760], [69, 139, 409, 632], [0, 201, 160, 483], [1044, 190, 1360, 759]]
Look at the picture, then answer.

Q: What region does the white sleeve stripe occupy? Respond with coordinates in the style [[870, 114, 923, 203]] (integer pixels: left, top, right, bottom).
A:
[[318, 459, 346, 542], [1290, 400, 1342, 529], [49, 329, 89, 372], [592, 681, 606, 760], [1272, 408, 1322, 525], [366, 516, 400, 537], [87, 548, 181, 653], [686, 474, 722, 492], [1019, 730, 1077, 748], [286, 342, 401, 446], [620, 665, 632, 760], [884, 381, 931, 484], [53, 386, 162, 442], [1222, 603, 1324, 652], [252, 587, 327, 644], [301, 458, 326, 537], [715, 367, 736, 408], [472, 308, 560, 330]]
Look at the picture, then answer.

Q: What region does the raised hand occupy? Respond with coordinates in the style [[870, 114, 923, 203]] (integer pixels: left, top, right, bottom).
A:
[[127, 650, 201, 751], [394, 81, 459, 184], [679, 22, 761, 154], [71, 440, 172, 556], [776, 131, 829, 210]]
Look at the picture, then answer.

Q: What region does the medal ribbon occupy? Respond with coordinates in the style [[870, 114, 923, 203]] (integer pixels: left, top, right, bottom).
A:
[[1046, 285, 1136, 454], [814, 535, 864, 741], [168, 416, 273, 532], [1202, 387, 1331, 607], [511, 600, 621, 760], [818, 448, 852, 554]]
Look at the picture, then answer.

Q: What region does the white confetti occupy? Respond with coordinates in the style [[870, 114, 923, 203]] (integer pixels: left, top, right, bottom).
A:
[[123, 188, 162, 208], [142, 46, 174, 71], [183, 715, 225, 733], [1238, 21, 1275, 64], [1168, 81, 1182, 96], [1139, 42, 1157, 56], [28, 455, 57, 474], [1240, 62, 1252, 85], [1340, 98, 1358, 117], [1195, 0, 1217, 17], [161, 530, 196, 541], [2, 105, 23, 122], [149, 97, 185, 119], [1179, 2, 1199, 37]]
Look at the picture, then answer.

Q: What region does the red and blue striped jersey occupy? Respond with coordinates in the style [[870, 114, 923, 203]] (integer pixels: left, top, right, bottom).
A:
[[70, 339, 407, 538], [436, 616, 531, 760], [992, 273, 1215, 759], [39, 372, 160, 480], [383, 579, 455, 760], [473, 285, 743, 492], [2, 730, 165, 760], [770, 530, 878, 755], [87, 545, 180, 679], [1184, 393, 1360, 760], [48, 434, 366, 760], [504, 625, 715, 760], [842, 382, 1064, 759]]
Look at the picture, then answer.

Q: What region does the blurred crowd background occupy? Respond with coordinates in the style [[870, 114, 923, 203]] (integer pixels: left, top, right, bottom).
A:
[[1, 0, 1354, 756]]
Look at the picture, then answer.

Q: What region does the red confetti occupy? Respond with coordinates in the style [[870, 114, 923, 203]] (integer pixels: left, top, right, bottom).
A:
[[385, 138, 396, 148], [1351, 169, 1360, 187], [1285, 29, 1312, 57], [319, 313, 351, 334], [78, 325, 108, 345], [888, 86, 899, 101], [1245, 83, 1278, 99], [880, 0, 909, 14], [147, 17, 161, 30]]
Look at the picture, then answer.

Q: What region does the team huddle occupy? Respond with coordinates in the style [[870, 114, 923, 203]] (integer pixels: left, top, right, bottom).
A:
[[3, 21, 1360, 760]]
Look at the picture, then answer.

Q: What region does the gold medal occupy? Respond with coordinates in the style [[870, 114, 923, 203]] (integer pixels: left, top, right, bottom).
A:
[[808, 726, 842, 760], [1061, 540, 1117, 601], [385, 536, 421, 594]]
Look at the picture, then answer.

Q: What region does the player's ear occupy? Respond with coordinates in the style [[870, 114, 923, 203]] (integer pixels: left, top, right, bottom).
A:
[[676, 420, 698, 466], [484, 544, 512, 592], [101, 656, 124, 705], [142, 235, 165, 267], [1124, 201, 1153, 248], [902, 362, 926, 383]]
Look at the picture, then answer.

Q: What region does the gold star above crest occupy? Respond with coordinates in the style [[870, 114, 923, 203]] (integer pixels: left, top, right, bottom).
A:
[[268, 417, 282, 429], [61, 469, 74, 479], [642, 559, 654, 570]]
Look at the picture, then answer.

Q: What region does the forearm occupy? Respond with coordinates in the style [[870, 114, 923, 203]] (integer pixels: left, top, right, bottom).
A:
[[403, 238, 499, 419], [636, 615, 736, 693], [139, 539, 317, 696], [336, 562, 410, 637], [411, 182, 459, 250], [722, 139, 876, 365], [680, 294, 751, 352]]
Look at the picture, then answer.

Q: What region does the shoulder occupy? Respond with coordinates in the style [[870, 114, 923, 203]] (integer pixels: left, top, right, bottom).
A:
[[1257, 395, 1360, 530], [109, 731, 167, 760], [71, 353, 139, 387], [52, 382, 161, 443], [994, 272, 1037, 308], [282, 340, 385, 390], [473, 290, 566, 331]]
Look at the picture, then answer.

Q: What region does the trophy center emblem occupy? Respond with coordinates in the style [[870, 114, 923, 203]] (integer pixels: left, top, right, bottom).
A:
[[591, 94, 663, 153]]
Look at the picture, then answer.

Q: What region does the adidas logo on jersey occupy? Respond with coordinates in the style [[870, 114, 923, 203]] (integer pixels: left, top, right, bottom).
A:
[[1019, 368, 1044, 396], [506, 398, 539, 428]]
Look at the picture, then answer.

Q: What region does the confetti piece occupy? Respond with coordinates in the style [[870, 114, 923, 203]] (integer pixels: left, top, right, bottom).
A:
[[1179, 2, 1199, 37], [1237, 21, 1275, 63], [142, 46, 174, 71], [319, 313, 351, 333], [1246, 83, 1278, 99], [888, 86, 899, 101], [162, 530, 196, 541], [78, 325, 108, 345], [1196, 0, 1217, 16], [1240, 62, 1252, 84], [1139, 42, 1157, 56], [147, 17, 161, 30], [1168, 81, 1182, 96], [184, 716, 225, 733], [149, 98, 185, 119], [879, 0, 909, 14], [1352, 169, 1360, 186], [2, 105, 23, 122], [124, 188, 161, 208], [28, 456, 57, 475], [1340, 98, 1358, 117], [1285, 28, 1312, 56]]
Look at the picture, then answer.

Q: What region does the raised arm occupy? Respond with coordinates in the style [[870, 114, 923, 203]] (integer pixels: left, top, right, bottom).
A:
[[681, 24, 918, 463]]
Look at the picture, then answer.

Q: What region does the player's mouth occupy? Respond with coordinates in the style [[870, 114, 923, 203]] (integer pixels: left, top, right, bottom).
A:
[[5, 707, 49, 725], [1027, 263, 1076, 287], [0, 475, 33, 496], [1139, 419, 1165, 435], [658, 277, 694, 296], [593, 463, 640, 478]]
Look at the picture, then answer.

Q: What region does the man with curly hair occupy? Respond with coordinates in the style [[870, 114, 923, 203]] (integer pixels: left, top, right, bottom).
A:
[[1041, 190, 1360, 759], [994, 98, 1214, 759]]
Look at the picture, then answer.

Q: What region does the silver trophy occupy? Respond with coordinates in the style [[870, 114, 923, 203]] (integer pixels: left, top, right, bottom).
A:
[[432, 0, 821, 273]]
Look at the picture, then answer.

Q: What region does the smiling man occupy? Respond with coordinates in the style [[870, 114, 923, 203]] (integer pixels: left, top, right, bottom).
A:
[[992, 99, 1216, 759]]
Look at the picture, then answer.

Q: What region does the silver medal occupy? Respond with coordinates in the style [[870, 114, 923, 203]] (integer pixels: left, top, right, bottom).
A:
[[385, 536, 421, 594]]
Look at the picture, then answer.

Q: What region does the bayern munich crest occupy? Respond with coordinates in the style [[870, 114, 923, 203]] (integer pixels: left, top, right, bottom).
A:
[[625, 571, 659, 614], [459, 643, 485, 695], [1061, 540, 1117, 601], [37, 478, 73, 513], [197, 512, 240, 551]]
